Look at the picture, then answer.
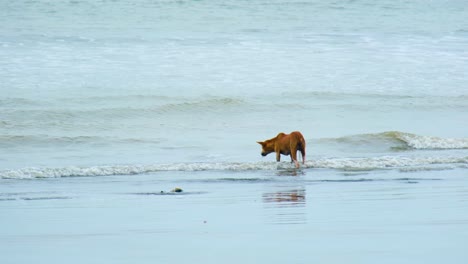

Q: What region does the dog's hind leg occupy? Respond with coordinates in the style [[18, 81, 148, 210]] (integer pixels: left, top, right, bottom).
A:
[[300, 148, 306, 164]]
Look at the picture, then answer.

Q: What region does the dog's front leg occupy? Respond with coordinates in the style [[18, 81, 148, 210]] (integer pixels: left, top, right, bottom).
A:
[[276, 151, 281, 162]]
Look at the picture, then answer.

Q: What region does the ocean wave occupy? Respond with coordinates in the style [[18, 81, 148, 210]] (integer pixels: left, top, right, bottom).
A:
[[388, 132, 468, 150], [1, 155, 466, 179], [0, 97, 44, 108], [0, 135, 161, 147], [157, 97, 246, 113], [4, 94, 467, 128], [1, 96, 251, 122], [7, 93, 468, 111], [278, 92, 468, 109], [321, 131, 468, 150]]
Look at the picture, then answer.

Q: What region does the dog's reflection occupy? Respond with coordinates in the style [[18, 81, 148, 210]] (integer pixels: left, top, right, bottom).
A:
[[263, 189, 306, 224], [263, 189, 306, 206]]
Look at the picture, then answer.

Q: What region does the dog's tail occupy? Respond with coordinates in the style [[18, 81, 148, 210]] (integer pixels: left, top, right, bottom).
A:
[[299, 134, 306, 163], [299, 136, 306, 151]]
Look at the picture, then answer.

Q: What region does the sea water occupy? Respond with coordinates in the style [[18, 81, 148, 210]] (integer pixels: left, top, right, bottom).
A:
[[1, 0, 467, 263]]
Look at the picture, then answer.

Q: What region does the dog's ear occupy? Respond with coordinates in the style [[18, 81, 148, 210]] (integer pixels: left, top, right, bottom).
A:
[[257, 141, 264, 145]]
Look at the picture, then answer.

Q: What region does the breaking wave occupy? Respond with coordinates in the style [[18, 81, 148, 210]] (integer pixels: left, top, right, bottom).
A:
[[1, 155, 466, 179], [387, 131, 468, 149], [323, 131, 468, 150]]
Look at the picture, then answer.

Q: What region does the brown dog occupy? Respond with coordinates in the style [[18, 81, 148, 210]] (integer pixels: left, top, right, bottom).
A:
[[257, 131, 306, 168]]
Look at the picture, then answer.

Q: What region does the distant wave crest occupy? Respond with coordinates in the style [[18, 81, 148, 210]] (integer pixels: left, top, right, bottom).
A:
[[2, 155, 467, 179], [0, 135, 160, 146], [157, 97, 246, 113]]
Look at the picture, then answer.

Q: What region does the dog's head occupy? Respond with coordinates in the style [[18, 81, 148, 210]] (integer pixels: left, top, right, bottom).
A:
[[257, 140, 275, 157]]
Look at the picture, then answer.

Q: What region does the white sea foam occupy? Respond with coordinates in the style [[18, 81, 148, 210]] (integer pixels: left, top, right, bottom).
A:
[[310, 156, 467, 170], [326, 131, 468, 151], [1, 156, 466, 179], [393, 132, 468, 150]]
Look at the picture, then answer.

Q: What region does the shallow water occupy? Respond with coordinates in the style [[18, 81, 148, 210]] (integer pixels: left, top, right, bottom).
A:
[[1, 168, 468, 264]]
